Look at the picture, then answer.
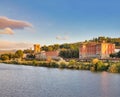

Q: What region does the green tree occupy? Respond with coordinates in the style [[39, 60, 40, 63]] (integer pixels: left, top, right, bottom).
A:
[[117, 51, 120, 58], [15, 50, 23, 58], [53, 44, 59, 50], [0, 54, 9, 61], [23, 49, 33, 54], [47, 46, 53, 51]]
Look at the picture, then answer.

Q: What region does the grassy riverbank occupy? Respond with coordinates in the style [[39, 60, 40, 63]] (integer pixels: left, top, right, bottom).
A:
[[0, 59, 120, 73]]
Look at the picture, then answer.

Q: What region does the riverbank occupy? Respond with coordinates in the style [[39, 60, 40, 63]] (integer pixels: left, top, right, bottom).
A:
[[0, 59, 120, 73]]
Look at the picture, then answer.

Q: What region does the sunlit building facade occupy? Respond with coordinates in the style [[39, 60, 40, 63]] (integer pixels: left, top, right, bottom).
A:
[[79, 42, 115, 59], [34, 44, 40, 53]]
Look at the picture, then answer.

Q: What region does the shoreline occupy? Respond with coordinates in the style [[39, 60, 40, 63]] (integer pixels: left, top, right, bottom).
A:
[[0, 60, 120, 73]]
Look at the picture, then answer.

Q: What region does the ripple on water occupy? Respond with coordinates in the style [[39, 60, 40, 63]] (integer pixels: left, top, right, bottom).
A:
[[0, 64, 120, 97]]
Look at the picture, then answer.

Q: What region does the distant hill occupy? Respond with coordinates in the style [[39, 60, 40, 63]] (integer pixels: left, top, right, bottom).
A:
[[0, 50, 16, 54]]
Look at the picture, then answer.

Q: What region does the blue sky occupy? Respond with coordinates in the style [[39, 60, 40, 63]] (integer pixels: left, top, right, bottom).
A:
[[0, 0, 120, 49]]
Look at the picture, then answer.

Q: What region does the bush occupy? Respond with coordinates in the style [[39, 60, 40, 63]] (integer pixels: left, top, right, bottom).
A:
[[59, 62, 67, 68], [91, 58, 108, 71], [97, 61, 108, 71], [50, 62, 59, 68], [1, 54, 9, 61], [69, 59, 76, 65], [108, 63, 120, 73]]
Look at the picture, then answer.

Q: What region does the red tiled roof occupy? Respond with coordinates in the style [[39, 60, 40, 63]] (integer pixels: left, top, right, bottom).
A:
[[45, 51, 59, 57]]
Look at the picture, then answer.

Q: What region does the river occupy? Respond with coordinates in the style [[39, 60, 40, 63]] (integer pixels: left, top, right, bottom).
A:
[[0, 63, 120, 97]]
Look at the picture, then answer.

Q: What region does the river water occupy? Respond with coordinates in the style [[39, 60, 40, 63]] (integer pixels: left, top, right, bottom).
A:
[[0, 63, 120, 97]]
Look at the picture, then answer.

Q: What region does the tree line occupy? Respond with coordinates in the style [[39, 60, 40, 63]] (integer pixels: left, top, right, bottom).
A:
[[0, 50, 23, 61], [89, 36, 120, 46]]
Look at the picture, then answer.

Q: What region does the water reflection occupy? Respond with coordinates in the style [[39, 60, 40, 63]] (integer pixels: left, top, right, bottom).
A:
[[101, 72, 109, 97]]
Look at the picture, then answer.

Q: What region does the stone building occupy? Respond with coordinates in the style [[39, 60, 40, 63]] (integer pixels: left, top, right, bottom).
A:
[[79, 42, 115, 59]]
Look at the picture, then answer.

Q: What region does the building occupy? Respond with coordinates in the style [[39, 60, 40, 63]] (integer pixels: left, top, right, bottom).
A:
[[35, 51, 59, 60], [45, 51, 59, 59], [34, 44, 40, 53], [79, 42, 115, 59]]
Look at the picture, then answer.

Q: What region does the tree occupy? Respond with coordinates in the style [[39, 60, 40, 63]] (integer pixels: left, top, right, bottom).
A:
[[0, 54, 9, 61], [47, 46, 53, 51], [59, 49, 79, 58], [41, 45, 48, 51], [53, 44, 59, 50], [15, 50, 23, 58], [23, 49, 33, 54], [8, 53, 14, 60], [117, 51, 120, 58], [110, 53, 116, 58]]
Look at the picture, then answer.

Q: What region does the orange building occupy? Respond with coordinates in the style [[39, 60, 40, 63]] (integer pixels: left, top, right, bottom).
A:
[[79, 42, 115, 59]]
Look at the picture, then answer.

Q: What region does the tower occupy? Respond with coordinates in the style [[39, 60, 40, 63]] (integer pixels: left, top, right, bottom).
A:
[[34, 44, 40, 53]]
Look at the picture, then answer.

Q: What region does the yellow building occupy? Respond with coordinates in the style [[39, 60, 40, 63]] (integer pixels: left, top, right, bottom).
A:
[[34, 44, 40, 53]]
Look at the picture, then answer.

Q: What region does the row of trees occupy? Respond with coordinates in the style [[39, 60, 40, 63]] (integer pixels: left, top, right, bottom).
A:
[[0, 50, 23, 61], [41, 43, 80, 51], [90, 36, 120, 46], [59, 49, 79, 58]]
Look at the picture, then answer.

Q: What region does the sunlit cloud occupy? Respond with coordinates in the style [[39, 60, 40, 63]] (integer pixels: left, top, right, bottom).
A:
[[0, 16, 32, 29], [0, 40, 33, 50], [0, 27, 14, 35]]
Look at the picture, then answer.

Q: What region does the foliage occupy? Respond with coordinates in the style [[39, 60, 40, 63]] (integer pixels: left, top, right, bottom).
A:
[[2, 59, 120, 73], [108, 63, 120, 73], [15, 50, 23, 58], [91, 58, 108, 71], [41, 44, 60, 51], [117, 51, 120, 58], [110, 53, 117, 58], [92, 58, 99, 65], [23, 49, 33, 54], [59, 49, 79, 58], [90, 36, 120, 46], [26, 54, 35, 59], [69, 59, 76, 65], [110, 51, 120, 58], [0, 54, 9, 61]]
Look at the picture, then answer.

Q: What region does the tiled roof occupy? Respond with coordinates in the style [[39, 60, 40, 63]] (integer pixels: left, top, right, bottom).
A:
[[45, 51, 59, 57]]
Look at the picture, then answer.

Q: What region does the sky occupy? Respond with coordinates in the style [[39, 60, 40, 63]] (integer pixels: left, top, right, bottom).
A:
[[0, 0, 120, 49]]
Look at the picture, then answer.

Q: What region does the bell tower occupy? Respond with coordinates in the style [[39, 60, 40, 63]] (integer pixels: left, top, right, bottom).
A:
[[34, 44, 40, 53]]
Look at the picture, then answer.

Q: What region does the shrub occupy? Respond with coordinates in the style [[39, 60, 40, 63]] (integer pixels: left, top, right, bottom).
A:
[[59, 62, 67, 68], [69, 59, 76, 65], [1, 54, 9, 61], [108, 63, 120, 73]]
